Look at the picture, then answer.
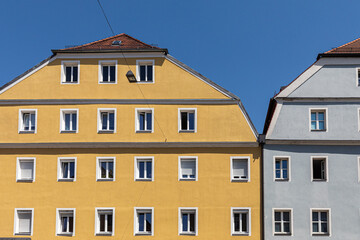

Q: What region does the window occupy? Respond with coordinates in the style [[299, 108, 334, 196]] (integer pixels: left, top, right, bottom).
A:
[[274, 157, 289, 181], [179, 157, 197, 181], [16, 158, 35, 182], [178, 108, 196, 132], [310, 109, 326, 131], [135, 157, 153, 181], [136, 108, 153, 132], [179, 208, 197, 235], [97, 157, 115, 181], [56, 209, 75, 236], [134, 208, 153, 235], [14, 208, 33, 236], [58, 158, 76, 181], [311, 209, 330, 235], [231, 157, 250, 182], [19, 109, 37, 133], [312, 157, 327, 181], [273, 209, 292, 235], [136, 60, 154, 82], [231, 208, 250, 236], [61, 61, 79, 84], [60, 109, 78, 132], [99, 60, 117, 83], [95, 208, 114, 235], [357, 68, 360, 86], [98, 109, 116, 132]]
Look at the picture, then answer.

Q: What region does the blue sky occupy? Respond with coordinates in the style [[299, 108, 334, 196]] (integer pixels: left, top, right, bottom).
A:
[[0, 0, 359, 133]]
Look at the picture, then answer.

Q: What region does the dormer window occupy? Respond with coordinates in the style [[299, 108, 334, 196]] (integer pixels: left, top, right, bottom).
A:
[[61, 61, 79, 84], [136, 60, 154, 82], [99, 61, 117, 84]]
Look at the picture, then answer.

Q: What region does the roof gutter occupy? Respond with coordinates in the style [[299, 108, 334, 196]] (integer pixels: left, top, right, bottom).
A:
[[317, 52, 360, 60]]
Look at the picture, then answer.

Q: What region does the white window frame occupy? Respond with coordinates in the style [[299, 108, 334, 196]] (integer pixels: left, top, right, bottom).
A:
[[358, 157, 360, 182], [310, 208, 331, 236], [231, 207, 251, 236], [178, 207, 198, 236], [96, 157, 116, 181], [60, 109, 79, 133], [61, 61, 80, 84], [57, 157, 77, 182], [272, 208, 293, 236], [358, 108, 360, 132], [273, 156, 291, 181], [98, 60, 117, 84], [134, 157, 154, 181], [356, 67, 360, 87], [95, 207, 115, 236], [16, 157, 36, 182], [230, 156, 250, 182], [134, 207, 154, 236], [311, 156, 328, 182], [135, 108, 154, 133], [136, 60, 155, 83], [97, 108, 116, 133], [14, 208, 34, 236], [178, 108, 197, 132], [18, 109, 37, 133], [56, 208, 75, 236], [309, 108, 328, 132], [178, 156, 198, 181]]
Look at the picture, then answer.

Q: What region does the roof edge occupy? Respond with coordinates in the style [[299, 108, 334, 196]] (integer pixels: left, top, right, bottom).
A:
[[52, 48, 168, 54]]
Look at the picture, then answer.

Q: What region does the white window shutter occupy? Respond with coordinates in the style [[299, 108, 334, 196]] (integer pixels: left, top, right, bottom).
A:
[[233, 160, 247, 179]]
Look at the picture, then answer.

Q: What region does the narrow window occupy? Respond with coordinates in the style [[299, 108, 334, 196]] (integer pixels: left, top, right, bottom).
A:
[[135, 158, 153, 181], [232, 208, 250, 235], [17, 158, 35, 182], [358, 69, 360, 86], [179, 208, 197, 235], [137, 61, 154, 82], [61, 110, 78, 132], [57, 209, 74, 235], [58, 158, 76, 181], [96, 209, 114, 235], [14, 209, 33, 235], [19, 110, 36, 132], [135, 208, 153, 235], [312, 210, 329, 235], [231, 158, 249, 181], [275, 158, 289, 180], [310, 110, 326, 131], [62, 61, 79, 84], [179, 109, 196, 132], [274, 210, 291, 235], [312, 157, 327, 181], [136, 109, 153, 132], [102, 65, 116, 82], [98, 109, 115, 132], [179, 158, 197, 180], [97, 158, 115, 181]]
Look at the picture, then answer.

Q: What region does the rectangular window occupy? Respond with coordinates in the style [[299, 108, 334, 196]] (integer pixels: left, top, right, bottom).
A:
[[312, 157, 327, 181], [274, 157, 289, 181], [60, 109, 78, 132], [17, 158, 35, 182], [136, 108, 153, 132], [231, 208, 250, 236], [61, 61, 79, 84], [179, 157, 197, 181], [98, 109, 116, 132], [179, 108, 196, 132], [95, 208, 114, 235], [179, 208, 197, 235], [56, 209, 75, 236], [274, 209, 291, 235], [58, 158, 76, 181], [311, 209, 330, 235], [14, 209, 33, 235], [135, 157, 153, 181], [99, 61, 117, 83], [357, 69, 360, 86], [310, 109, 326, 131], [134, 208, 153, 235], [97, 157, 115, 181], [19, 109, 37, 133], [231, 157, 250, 182], [137, 60, 154, 82]]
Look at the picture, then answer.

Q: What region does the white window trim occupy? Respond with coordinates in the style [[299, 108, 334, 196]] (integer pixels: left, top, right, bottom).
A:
[[231, 207, 251, 236], [61, 61, 80, 84], [60, 109, 79, 133], [134, 156, 154, 181], [178, 156, 198, 181], [358, 108, 360, 132], [230, 156, 250, 182], [310, 208, 331, 236], [16, 157, 36, 182], [56, 208, 76, 236], [95, 207, 115, 236], [356, 67, 360, 87], [18, 109, 37, 133], [272, 208, 293, 236], [358, 157, 360, 182], [178, 207, 198, 236], [97, 108, 116, 133], [310, 156, 329, 182], [309, 108, 328, 132], [273, 156, 291, 182], [96, 157, 116, 181], [134, 207, 154, 236], [136, 59, 155, 83], [135, 108, 154, 133], [98, 60, 117, 84], [14, 208, 34, 236], [57, 157, 77, 182], [178, 108, 197, 132]]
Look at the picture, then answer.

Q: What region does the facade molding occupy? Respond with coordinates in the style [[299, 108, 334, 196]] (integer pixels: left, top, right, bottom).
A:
[[266, 139, 360, 145]]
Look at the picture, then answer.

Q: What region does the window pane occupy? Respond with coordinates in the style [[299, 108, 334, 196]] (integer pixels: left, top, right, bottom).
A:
[[107, 214, 112, 232], [65, 114, 70, 130], [311, 112, 316, 121], [233, 159, 247, 179], [139, 161, 145, 178], [234, 213, 240, 232], [312, 212, 318, 221], [282, 160, 288, 169], [109, 113, 114, 130], [103, 66, 109, 82], [313, 223, 319, 232], [100, 214, 105, 232], [18, 212, 31, 233], [275, 170, 281, 178], [189, 213, 195, 232], [181, 160, 196, 177], [146, 112, 152, 130], [145, 213, 151, 232], [321, 223, 327, 233], [274, 222, 281, 232], [102, 113, 108, 130], [313, 160, 324, 180], [318, 112, 324, 120], [72, 113, 77, 130], [20, 161, 34, 179], [66, 66, 72, 82], [319, 121, 325, 130], [284, 223, 290, 233], [320, 212, 327, 221], [23, 113, 29, 130], [61, 217, 68, 232], [62, 162, 69, 178], [283, 212, 289, 221], [108, 161, 113, 178], [311, 121, 316, 130], [69, 162, 75, 179], [138, 213, 144, 231], [140, 65, 146, 81], [274, 212, 281, 221], [181, 112, 187, 130], [182, 213, 188, 232], [188, 112, 195, 130], [146, 161, 152, 179], [30, 114, 35, 130], [101, 162, 107, 178], [147, 65, 153, 81], [241, 213, 247, 232], [275, 160, 280, 170], [283, 170, 288, 179], [139, 113, 145, 130], [69, 216, 73, 232], [109, 66, 115, 82], [72, 67, 78, 82]]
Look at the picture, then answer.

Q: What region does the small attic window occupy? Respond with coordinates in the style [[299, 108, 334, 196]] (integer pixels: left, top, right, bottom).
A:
[[112, 40, 122, 46]]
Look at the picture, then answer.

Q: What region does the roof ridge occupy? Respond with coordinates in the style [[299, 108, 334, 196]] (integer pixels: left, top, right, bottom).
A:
[[325, 37, 360, 53], [62, 33, 126, 50]]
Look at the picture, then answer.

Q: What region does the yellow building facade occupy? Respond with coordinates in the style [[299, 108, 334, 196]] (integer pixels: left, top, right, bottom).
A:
[[0, 34, 260, 239]]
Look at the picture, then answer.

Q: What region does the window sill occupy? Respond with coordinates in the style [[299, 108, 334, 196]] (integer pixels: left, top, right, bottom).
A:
[[311, 129, 326, 132], [136, 80, 154, 84], [57, 232, 74, 236], [14, 232, 31, 236], [312, 179, 327, 182], [19, 130, 35, 134], [232, 232, 250, 236], [99, 81, 117, 84], [135, 232, 152, 236], [16, 179, 34, 183], [61, 82, 79, 84], [179, 178, 196, 181], [136, 130, 153, 133], [97, 178, 114, 182], [312, 233, 330, 236], [231, 179, 249, 182], [275, 178, 289, 182], [274, 233, 292, 236], [135, 178, 153, 182], [179, 232, 196, 236], [58, 178, 75, 182], [95, 232, 113, 236], [179, 130, 195, 133], [98, 130, 115, 134], [60, 130, 77, 133]]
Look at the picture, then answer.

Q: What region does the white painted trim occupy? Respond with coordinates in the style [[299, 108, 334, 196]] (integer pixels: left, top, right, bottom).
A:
[[178, 156, 198, 181], [266, 102, 283, 139], [61, 61, 80, 84], [134, 156, 154, 181], [14, 208, 34, 236], [56, 208, 76, 236], [358, 108, 360, 132], [57, 157, 77, 182], [310, 208, 331, 236], [230, 156, 251, 182], [178, 108, 197, 133], [135, 108, 154, 133], [309, 108, 328, 132], [310, 156, 329, 182], [96, 157, 116, 181], [136, 59, 155, 83], [358, 157, 360, 183], [16, 157, 36, 182], [178, 207, 198, 236], [97, 108, 116, 133], [18, 109, 38, 134], [60, 109, 79, 133], [273, 156, 291, 182], [134, 207, 154, 236], [272, 208, 293, 236], [230, 207, 251, 236], [95, 207, 115, 236], [98, 60, 118, 84]]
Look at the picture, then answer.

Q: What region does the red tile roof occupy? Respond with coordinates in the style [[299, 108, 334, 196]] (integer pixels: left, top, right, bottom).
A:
[[324, 37, 360, 54]]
